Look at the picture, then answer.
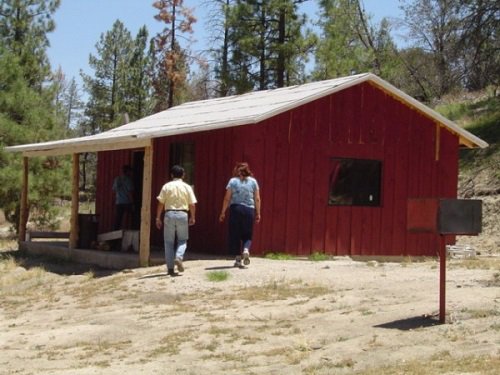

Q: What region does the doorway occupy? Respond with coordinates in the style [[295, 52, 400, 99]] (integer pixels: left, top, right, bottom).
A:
[[131, 151, 144, 230]]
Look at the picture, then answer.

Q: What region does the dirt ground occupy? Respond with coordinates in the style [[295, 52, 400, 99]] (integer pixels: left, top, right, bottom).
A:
[[0, 194, 499, 374], [1, 248, 499, 375]]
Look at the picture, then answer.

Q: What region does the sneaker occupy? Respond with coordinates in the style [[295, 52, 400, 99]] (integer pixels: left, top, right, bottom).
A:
[[175, 258, 184, 272], [167, 268, 176, 276], [242, 250, 250, 265], [234, 256, 242, 268]]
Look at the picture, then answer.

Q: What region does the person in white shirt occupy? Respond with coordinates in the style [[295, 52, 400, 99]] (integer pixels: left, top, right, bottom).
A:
[[156, 165, 197, 276]]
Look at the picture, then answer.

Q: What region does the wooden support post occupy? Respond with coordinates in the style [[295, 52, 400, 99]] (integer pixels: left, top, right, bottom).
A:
[[69, 154, 80, 249], [439, 235, 447, 323], [18, 157, 29, 242], [139, 142, 153, 267]]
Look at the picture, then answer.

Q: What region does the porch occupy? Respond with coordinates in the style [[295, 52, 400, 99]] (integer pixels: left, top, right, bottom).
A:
[[19, 240, 166, 270]]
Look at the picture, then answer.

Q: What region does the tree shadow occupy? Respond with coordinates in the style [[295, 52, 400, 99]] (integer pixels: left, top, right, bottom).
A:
[[374, 315, 441, 331], [1, 249, 116, 278]]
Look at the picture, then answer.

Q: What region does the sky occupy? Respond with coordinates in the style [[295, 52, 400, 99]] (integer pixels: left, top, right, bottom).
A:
[[47, 0, 403, 85]]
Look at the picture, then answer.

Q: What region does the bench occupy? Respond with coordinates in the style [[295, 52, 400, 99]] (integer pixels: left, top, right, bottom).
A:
[[26, 231, 70, 242], [446, 244, 476, 259], [97, 230, 139, 252]]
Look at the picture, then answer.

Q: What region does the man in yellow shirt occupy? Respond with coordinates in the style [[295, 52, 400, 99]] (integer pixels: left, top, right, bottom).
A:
[[155, 165, 197, 276]]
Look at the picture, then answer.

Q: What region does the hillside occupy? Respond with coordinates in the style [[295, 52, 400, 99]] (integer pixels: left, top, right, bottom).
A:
[[435, 91, 500, 255]]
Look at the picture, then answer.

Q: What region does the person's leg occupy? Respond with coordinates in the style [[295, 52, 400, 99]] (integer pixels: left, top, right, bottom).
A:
[[123, 203, 133, 229], [241, 206, 255, 265], [114, 204, 125, 230], [228, 205, 242, 257], [173, 212, 189, 272], [163, 212, 176, 273]]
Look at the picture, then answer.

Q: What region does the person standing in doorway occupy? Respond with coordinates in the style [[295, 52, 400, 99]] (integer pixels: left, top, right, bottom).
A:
[[219, 162, 261, 267], [155, 165, 197, 276], [112, 165, 134, 230]]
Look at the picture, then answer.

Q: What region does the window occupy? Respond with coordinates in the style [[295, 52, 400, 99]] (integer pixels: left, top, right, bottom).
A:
[[328, 158, 382, 206], [169, 142, 195, 186]]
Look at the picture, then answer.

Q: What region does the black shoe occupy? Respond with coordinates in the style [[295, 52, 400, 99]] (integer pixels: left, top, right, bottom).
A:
[[167, 269, 176, 276], [234, 256, 243, 268]]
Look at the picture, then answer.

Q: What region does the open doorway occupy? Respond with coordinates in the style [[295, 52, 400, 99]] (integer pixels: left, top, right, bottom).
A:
[[131, 151, 144, 230]]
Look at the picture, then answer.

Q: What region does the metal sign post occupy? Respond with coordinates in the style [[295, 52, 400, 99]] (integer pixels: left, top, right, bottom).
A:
[[407, 198, 482, 324], [439, 235, 447, 323]]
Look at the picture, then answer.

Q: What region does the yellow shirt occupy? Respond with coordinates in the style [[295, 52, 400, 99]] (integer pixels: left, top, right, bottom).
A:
[[157, 179, 197, 210]]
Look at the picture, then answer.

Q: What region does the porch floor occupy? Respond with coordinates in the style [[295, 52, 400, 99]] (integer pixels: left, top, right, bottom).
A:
[[19, 241, 215, 270]]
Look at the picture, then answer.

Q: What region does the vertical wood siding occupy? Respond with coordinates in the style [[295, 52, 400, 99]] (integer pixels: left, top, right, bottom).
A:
[[96, 82, 459, 257]]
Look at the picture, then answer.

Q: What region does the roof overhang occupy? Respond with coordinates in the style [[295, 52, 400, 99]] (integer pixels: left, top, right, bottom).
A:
[[4, 73, 488, 157]]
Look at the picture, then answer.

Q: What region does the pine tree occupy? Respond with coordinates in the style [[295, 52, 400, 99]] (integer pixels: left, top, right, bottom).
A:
[[225, 0, 314, 93], [0, 45, 70, 231], [124, 26, 154, 121], [81, 20, 133, 132], [206, 0, 235, 97], [313, 0, 404, 91], [314, 0, 375, 78], [0, 0, 60, 90], [52, 68, 83, 134]]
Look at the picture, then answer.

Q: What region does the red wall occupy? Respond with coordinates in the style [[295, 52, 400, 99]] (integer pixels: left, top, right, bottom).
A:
[[96, 82, 459, 257]]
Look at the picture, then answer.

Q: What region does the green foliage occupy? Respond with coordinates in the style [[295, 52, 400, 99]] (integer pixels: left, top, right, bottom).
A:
[[81, 20, 134, 133], [397, 0, 499, 98], [217, 0, 314, 94], [436, 95, 500, 145], [0, 0, 61, 89], [308, 252, 330, 261], [125, 26, 154, 120], [264, 252, 295, 260], [436, 93, 500, 192], [0, 1, 69, 233], [206, 270, 230, 282], [314, 0, 403, 86]]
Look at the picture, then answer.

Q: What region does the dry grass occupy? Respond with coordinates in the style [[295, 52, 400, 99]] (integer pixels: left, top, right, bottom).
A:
[[235, 278, 332, 301], [448, 256, 500, 270], [1, 250, 498, 375], [355, 353, 500, 375]]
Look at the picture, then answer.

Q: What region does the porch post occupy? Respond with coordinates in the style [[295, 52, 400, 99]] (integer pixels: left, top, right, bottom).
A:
[[69, 153, 80, 249], [18, 156, 29, 242], [139, 141, 153, 267]]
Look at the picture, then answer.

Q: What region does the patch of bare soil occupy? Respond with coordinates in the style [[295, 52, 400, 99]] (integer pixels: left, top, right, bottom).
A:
[[1, 252, 499, 375], [456, 194, 500, 255]]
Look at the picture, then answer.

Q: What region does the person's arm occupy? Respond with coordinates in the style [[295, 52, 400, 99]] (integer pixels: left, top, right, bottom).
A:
[[254, 188, 261, 223], [155, 202, 164, 229], [188, 203, 196, 225], [219, 189, 232, 222]]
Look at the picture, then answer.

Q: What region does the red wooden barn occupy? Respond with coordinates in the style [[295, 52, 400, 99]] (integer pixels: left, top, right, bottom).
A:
[[8, 73, 487, 263]]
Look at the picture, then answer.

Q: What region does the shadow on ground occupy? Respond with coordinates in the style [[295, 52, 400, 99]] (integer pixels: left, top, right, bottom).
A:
[[374, 315, 442, 330], [0, 249, 116, 277]]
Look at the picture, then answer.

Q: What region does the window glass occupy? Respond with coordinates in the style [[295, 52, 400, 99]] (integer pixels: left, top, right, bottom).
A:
[[329, 158, 381, 206]]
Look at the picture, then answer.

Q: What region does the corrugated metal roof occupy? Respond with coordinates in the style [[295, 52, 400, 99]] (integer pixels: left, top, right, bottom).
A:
[[5, 73, 488, 156]]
